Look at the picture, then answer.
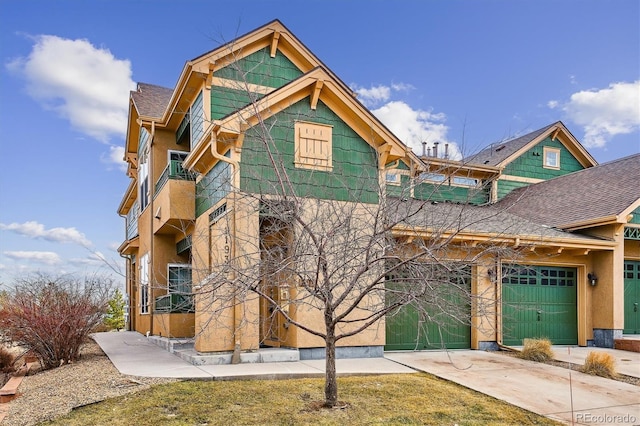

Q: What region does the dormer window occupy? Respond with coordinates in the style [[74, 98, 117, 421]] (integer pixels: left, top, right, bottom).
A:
[[543, 147, 560, 169]]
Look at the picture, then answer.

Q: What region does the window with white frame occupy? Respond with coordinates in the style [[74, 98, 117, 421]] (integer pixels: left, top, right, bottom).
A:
[[451, 176, 479, 187], [294, 121, 333, 171], [139, 253, 149, 314], [419, 172, 446, 183], [543, 147, 560, 169]]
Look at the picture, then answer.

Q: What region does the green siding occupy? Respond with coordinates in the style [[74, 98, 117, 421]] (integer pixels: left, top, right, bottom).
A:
[[414, 182, 489, 205], [496, 179, 530, 200], [240, 98, 379, 203], [211, 86, 266, 120], [196, 154, 231, 217], [629, 208, 640, 225], [213, 47, 303, 89], [497, 137, 586, 199]]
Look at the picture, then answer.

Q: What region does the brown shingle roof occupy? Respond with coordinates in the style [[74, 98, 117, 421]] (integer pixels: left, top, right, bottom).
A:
[[131, 82, 173, 118], [495, 154, 640, 229], [465, 122, 558, 167], [388, 196, 604, 243]]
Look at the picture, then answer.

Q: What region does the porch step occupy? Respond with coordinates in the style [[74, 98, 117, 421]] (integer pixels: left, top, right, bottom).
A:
[[147, 335, 300, 365], [614, 337, 640, 353], [175, 347, 300, 366]]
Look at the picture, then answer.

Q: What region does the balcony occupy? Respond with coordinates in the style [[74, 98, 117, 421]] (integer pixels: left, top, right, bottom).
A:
[[154, 293, 195, 338], [153, 160, 197, 234], [155, 293, 195, 313]]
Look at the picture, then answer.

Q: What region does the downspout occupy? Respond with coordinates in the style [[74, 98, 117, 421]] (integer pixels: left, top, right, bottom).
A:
[[148, 121, 156, 336], [209, 132, 242, 362]]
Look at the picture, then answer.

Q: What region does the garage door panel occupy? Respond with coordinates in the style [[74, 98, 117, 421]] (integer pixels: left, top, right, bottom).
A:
[[502, 265, 577, 346]]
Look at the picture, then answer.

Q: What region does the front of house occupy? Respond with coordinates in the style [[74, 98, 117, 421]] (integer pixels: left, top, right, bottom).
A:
[[117, 20, 640, 359]]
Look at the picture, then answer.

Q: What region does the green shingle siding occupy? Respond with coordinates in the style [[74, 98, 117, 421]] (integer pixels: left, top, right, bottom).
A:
[[196, 154, 231, 217], [213, 47, 303, 90], [240, 98, 379, 204], [498, 137, 585, 199], [629, 208, 640, 225], [210, 86, 266, 120], [502, 137, 584, 179], [414, 182, 489, 205]]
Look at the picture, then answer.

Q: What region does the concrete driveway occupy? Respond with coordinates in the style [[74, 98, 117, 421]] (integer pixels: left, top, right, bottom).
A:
[[385, 350, 639, 425]]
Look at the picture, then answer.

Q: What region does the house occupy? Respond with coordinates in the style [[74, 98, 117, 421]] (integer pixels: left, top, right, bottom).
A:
[[118, 20, 640, 360]]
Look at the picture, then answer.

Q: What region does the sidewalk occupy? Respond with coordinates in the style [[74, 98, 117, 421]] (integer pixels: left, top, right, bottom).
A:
[[94, 332, 640, 425], [91, 332, 415, 379]]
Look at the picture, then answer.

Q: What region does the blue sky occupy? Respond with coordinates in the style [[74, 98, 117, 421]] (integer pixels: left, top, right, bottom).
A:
[[0, 0, 638, 286]]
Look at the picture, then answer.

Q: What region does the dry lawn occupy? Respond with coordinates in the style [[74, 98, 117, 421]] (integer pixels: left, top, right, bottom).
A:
[[42, 374, 560, 426]]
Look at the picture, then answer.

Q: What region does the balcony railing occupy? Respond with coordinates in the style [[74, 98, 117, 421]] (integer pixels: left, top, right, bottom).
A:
[[155, 293, 195, 313], [155, 160, 197, 196]]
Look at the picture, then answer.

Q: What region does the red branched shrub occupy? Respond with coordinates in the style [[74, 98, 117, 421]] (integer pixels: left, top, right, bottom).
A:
[[0, 274, 112, 370]]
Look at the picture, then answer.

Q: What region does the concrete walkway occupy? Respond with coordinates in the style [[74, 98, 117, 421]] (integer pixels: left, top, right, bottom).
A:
[[93, 332, 640, 425]]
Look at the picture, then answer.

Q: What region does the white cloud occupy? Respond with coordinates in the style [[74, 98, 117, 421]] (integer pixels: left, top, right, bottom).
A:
[[371, 101, 459, 158], [0, 221, 92, 246], [4, 251, 61, 265], [102, 145, 127, 172], [353, 85, 391, 105], [7, 35, 136, 143], [550, 80, 640, 148]]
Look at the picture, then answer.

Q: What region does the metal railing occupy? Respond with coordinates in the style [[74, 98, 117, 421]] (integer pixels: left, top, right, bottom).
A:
[[154, 160, 197, 196], [154, 293, 195, 313]]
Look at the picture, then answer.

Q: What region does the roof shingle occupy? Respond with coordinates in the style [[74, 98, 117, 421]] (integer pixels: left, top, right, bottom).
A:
[[495, 154, 640, 228], [131, 83, 174, 119]]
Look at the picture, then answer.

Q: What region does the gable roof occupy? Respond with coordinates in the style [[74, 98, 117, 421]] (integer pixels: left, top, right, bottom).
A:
[[495, 153, 640, 230], [184, 66, 423, 173], [465, 121, 597, 169], [131, 83, 174, 119]]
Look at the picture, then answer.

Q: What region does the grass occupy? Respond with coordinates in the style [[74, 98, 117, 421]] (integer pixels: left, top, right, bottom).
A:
[[42, 374, 561, 426], [518, 338, 554, 362], [581, 351, 617, 379]]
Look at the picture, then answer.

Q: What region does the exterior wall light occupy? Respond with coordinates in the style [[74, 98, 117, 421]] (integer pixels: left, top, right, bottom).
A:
[[587, 273, 598, 286]]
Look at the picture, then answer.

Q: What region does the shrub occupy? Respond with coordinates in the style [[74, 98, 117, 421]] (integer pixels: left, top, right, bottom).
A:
[[581, 351, 617, 378], [0, 345, 16, 375], [0, 274, 112, 370], [518, 338, 554, 362]]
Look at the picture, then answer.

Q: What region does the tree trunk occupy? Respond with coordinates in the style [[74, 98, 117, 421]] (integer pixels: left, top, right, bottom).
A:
[[324, 328, 338, 407]]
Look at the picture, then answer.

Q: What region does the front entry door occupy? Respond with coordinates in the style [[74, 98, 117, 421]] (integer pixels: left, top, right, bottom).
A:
[[624, 261, 640, 334]]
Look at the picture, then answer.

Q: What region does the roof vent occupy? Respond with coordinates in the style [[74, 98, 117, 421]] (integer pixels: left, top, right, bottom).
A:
[[495, 145, 506, 152]]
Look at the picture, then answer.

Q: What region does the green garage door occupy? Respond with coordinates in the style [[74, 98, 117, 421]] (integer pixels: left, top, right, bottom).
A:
[[624, 261, 640, 334], [385, 268, 471, 350], [502, 265, 577, 346]]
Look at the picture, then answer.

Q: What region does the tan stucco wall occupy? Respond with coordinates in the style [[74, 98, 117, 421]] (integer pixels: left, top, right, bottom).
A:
[[156, 313, 195, 338]]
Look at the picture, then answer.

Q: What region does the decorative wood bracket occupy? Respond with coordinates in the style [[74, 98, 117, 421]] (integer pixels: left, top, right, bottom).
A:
[[310, 80, 324, 110], [270, 31, 281, 58]]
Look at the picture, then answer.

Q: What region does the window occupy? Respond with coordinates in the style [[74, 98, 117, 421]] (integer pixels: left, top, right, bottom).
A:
[[385, 171, 401, 186], [419, 172, 446, 183], [294, 121, 332, 171], [543, 147, 560, 169], [452, 176, 479, 187], [168, 264, 192, 294], [139, 253, 149, 314], [138, 128, 150, 211]]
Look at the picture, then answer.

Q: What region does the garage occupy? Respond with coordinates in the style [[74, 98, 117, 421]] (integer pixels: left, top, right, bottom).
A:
[[385, 267, 471, 350], [501, 265, 577, 346], [624, 261, 640, 334]]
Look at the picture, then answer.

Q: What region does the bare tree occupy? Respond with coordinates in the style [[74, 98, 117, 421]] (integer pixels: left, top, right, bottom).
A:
[[138, 41, 535, 408]]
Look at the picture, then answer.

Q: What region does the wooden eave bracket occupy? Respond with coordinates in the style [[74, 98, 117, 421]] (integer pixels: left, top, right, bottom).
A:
[[378, 144, 392, 169], [125, 152, 138, 168], [270, 31, 281, 58], [310, 79, 324, 110], [551, 127, 560, 141]]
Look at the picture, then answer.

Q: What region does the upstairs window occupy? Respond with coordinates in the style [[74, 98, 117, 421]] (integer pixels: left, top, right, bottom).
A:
[[385, 171, 401, 186], [294, 121, 333, 171], [543, 147, 560, 169], [452, 176, 479, 187]]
